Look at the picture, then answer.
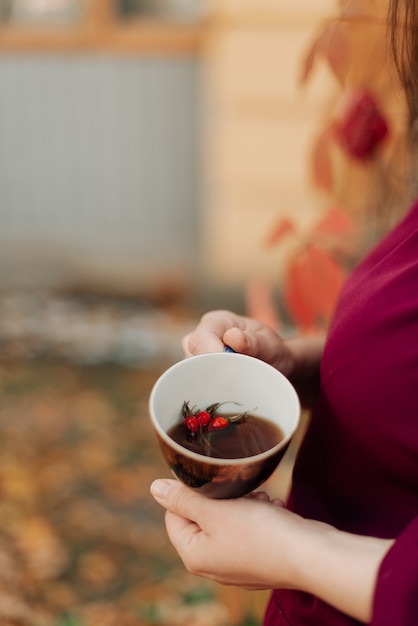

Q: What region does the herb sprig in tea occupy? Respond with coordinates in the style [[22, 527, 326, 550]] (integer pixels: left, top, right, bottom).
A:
[[182, 400, 251, 431], [167, 400, 283, 459], [181, 400, 254, 456]]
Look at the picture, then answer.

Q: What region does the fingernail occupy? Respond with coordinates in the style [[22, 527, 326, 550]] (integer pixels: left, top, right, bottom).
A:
[[150, 479, 171, 499]]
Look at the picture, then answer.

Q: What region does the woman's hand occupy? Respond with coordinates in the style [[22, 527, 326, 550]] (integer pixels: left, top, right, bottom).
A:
[[150, 479, 393, 623], [150, 478, 298, 590], [182, 310, 325, 404], [182, 310, 296, 377]]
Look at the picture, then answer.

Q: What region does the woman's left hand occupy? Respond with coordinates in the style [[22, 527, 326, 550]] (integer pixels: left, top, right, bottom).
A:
[[150, 478, 299, 590], [150, 478, 393, 622]]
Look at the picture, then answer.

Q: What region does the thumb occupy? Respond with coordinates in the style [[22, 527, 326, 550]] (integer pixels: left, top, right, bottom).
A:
[[223, 326, 288, 370], [150, 478, 207, 522]]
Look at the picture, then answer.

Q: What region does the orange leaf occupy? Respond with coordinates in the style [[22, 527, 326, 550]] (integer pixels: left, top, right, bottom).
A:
[[300, 35, 320, 85], [311, 127, 334, 192], [313, 206, 356, 237], [245, 279, 281, 332], [313, 208, 359, 261], [283, 246, 346, 331], [264, 218, 295, 248], [301, 20, 350, 87], [284, 273, 317, 332], [322, 20, 350, 86]]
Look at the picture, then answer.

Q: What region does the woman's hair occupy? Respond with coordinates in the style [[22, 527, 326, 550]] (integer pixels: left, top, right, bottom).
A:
[[389, 0, 418, 132]]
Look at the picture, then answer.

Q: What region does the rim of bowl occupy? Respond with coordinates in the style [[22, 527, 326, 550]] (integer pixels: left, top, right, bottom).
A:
[[149, 353, 301, 466]]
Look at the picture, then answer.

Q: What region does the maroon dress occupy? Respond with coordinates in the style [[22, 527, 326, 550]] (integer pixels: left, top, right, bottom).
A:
[[264, 198, 418, 625]]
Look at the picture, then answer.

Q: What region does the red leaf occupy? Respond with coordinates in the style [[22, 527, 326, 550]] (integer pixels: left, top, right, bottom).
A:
[[284, 271, 317, 331], [332, 90, 389, 160], [313, 208, 359, 261], [283, 246, 346, 331], [313, 207, 356, 238], [311, 127, 334, 192], [264, 218, 295, 248]]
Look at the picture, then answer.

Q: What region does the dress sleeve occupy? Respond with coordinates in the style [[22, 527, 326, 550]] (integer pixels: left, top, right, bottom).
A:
[[371, 518, 418, 626]]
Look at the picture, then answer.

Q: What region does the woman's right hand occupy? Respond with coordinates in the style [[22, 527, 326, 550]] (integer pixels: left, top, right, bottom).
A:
[[182, 309, 325, 405], [182, 309, 295, 377]]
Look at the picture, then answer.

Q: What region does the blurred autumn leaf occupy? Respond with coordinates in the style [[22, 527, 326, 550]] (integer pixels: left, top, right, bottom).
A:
[[0, 360, 254, 626]]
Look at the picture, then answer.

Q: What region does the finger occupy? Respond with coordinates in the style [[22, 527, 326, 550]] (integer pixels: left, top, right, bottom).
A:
[[189, 331, 226, 355], [150, 479, 210, 526], [161, 496, 211, 576], [182, 333, 194, 357], [222, 327, 250, 354], [186, 310, 245, 356], [164, 509, 203, 551], [224, 325, 291, 372], [246, 491, 285, 508], [182, 330, 225, 356], [246, 490, 271, 502], [271, 498, 285, 507]]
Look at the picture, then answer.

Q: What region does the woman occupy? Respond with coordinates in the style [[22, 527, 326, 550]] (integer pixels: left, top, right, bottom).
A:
[[150, 2, 418, 624]]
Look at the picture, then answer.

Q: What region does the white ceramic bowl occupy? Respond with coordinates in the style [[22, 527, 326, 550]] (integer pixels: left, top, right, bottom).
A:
[[149, 352, 301, 498]]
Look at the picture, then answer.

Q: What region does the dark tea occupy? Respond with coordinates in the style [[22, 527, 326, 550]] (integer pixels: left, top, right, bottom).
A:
[[167, 410, 285, 459]]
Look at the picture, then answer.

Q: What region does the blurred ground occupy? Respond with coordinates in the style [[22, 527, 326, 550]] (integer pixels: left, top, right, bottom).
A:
[[0, 291, 195, 367], [0, 291, 301, 626]]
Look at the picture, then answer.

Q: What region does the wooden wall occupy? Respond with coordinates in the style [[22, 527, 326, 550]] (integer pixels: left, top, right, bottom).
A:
[[200, 0, 336, 290]]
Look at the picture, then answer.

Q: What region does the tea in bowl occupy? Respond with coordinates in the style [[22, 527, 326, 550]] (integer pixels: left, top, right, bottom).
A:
[[149, 352, 300, 499]]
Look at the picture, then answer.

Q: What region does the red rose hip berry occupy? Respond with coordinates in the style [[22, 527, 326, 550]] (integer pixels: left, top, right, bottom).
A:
[[196, 411, 211, 427], [184, 415, 199, 434], [208, 416, 229, 431]]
